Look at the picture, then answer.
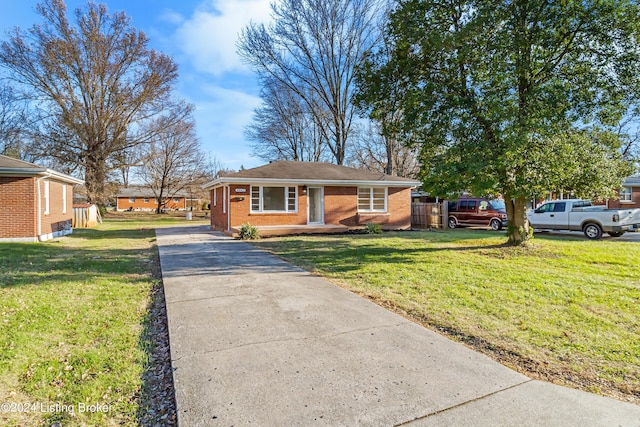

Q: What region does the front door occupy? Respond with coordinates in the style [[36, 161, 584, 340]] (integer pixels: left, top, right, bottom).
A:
[[307, 187, 324, 224]]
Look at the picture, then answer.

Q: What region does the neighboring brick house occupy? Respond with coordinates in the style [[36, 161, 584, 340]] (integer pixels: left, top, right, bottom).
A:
[[606, 176, 640, 209], [202, 161, 420, 236], [115, 186, 187, 211], [0, 154, 84, 242]]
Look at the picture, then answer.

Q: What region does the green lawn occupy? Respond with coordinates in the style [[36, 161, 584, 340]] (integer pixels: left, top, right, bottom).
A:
[[252, 229, 640, 404], [0, 214, 206, 426]]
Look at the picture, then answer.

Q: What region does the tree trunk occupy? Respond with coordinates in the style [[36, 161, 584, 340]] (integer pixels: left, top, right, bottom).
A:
[[84, 155, 108, 206], [505, 195, 531, 245]]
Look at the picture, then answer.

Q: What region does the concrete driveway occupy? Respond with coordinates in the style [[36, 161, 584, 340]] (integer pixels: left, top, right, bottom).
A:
[[156, 226, 640, 426]]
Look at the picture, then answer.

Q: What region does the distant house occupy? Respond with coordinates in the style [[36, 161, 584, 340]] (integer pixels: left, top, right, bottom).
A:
[[0, 154, 84, 242], [606, 176, 640, 209], [115, 186, 187, 211], [202, 161, 420, 237]]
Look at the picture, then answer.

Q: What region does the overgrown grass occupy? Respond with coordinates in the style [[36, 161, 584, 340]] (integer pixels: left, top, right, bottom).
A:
[[0, 214, 200, 426], [252, 229, 640, 403]]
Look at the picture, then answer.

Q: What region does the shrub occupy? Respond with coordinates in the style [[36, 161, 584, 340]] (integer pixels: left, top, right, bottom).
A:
[[238, 223, 260, 240], [366, 223, 382, 234]]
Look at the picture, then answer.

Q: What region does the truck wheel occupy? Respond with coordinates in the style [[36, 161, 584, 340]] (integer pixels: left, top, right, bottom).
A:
[[490, 219, 502, 231], [448, 217, 457, 229], [583, 223, 603, 240], [608, 231, 625, 237]]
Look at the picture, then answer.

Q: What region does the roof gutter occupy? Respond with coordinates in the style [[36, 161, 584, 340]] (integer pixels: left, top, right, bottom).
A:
[[0, 167, 84, 185]]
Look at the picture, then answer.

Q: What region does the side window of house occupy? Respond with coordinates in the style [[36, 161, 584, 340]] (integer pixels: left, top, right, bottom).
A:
[[357, 187, 386, 212], [620, 187, 632, 202], [250, 186, 296, 212], [62, 184, 67, 214], [44, 180, 50, 214], [129, 197, 135, 203]]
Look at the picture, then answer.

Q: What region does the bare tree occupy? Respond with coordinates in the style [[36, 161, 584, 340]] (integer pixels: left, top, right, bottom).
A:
[[349, 122, 419, 178], [246, 78, 328, 162], [138, 113, 205, 214], [0, 0, 182, 205], [0, 83, 29, 159], [238, 0, 385, 165]]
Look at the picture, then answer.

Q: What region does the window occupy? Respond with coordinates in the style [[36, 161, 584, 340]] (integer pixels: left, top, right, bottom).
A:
[[44, 181, 50, 214], [144, 198, 149, 203], [553, 202, 566, 212], [173, 197, 180, 203], [620, 187, 632, 202], [129, 197, 135, 203], [250, 186, 297, 212], [358, 187, 387, 212], [459, 200, 477, 212], [213, 188, 217, 207], [62, 184, 67, 214]]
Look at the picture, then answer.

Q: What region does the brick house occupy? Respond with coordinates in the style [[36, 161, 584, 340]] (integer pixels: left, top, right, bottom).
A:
[[202, 161, 420, 236], [0, 154, 84, 242], [115, 186, 187, 211], [606, 176, 640, 209]]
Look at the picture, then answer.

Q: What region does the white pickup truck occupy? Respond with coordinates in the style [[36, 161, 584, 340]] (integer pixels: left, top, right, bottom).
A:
[[527, 199, 640, 239]]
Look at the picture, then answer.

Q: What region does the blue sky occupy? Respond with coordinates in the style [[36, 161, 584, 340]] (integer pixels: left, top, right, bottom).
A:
[[0, 0, 273, 170]]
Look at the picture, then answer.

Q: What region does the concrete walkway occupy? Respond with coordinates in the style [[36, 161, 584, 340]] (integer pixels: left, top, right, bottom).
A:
[[156, 226, 640, 426]]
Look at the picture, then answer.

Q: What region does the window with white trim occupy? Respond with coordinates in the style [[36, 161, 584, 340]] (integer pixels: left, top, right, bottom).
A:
[[213, 188, 217, 207], [144, 198, 149, 203], [620, 187, 632, 202], [62, 184, 67, 214], [358, 187, 387, 212], [44, 181, 50, 214], [250, 186, 297, 212], [128, 197, 135, 203]]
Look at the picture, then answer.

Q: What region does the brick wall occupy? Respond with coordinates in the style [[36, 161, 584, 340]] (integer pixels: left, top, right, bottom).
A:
[[0, 176, 74, 240], [209, 184, 413, 231], [607, 187, 640, 209], [210, 187, 228, 230], [40, 179, 74, 237], [0, 176, 37, 238], [117, 196, 186, 211]]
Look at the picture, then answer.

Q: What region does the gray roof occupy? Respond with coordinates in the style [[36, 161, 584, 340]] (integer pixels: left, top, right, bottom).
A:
[[205, 161, 420, 189], [623, 176, 640, 187], [0, 154, 84, 185], [0, 154, 45, 170]]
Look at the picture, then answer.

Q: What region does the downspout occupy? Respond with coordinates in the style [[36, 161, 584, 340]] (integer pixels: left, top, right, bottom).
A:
[[227, 186, 231, 232], [36, 178, 42, 240], [36, 172, 52, 241]]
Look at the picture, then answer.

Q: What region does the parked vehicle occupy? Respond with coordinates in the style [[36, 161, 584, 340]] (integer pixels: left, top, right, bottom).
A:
[[526, 199, 640, 239], [447, 198, 508, 231]]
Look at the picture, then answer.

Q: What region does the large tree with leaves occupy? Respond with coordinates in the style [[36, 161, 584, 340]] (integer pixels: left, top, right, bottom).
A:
[[359, 0, 639, 244], [0, 0, 182, 205]]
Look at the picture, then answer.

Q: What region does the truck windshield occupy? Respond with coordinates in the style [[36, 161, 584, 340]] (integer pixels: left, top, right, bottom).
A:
[[489, 200, 506, 210]]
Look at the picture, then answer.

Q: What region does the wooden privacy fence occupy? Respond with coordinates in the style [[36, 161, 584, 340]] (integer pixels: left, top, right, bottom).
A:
[[72, 204, 102, 228], [411, 202, 447, 229]]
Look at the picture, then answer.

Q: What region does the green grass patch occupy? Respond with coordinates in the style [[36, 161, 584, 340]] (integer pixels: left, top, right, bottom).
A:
[[0, 214, 199, 426], [252, 229, 640, 403]]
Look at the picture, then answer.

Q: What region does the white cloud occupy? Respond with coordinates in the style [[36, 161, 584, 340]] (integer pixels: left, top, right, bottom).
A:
[[173, 0, 272, 76], [189, 84, 263, 169]]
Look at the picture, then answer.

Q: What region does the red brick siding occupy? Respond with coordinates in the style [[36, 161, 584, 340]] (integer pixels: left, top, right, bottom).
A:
[[0, 177, 74, 239], [210, 187, 228, 230], [324, 186, 358, 226], [607, 187, 640, 209], [0, 176, 37, 238], [210, 184, 412, 231], [41, 179, 74, 236], [229, 185, 307, 227], [117, 196, 186, 211]]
